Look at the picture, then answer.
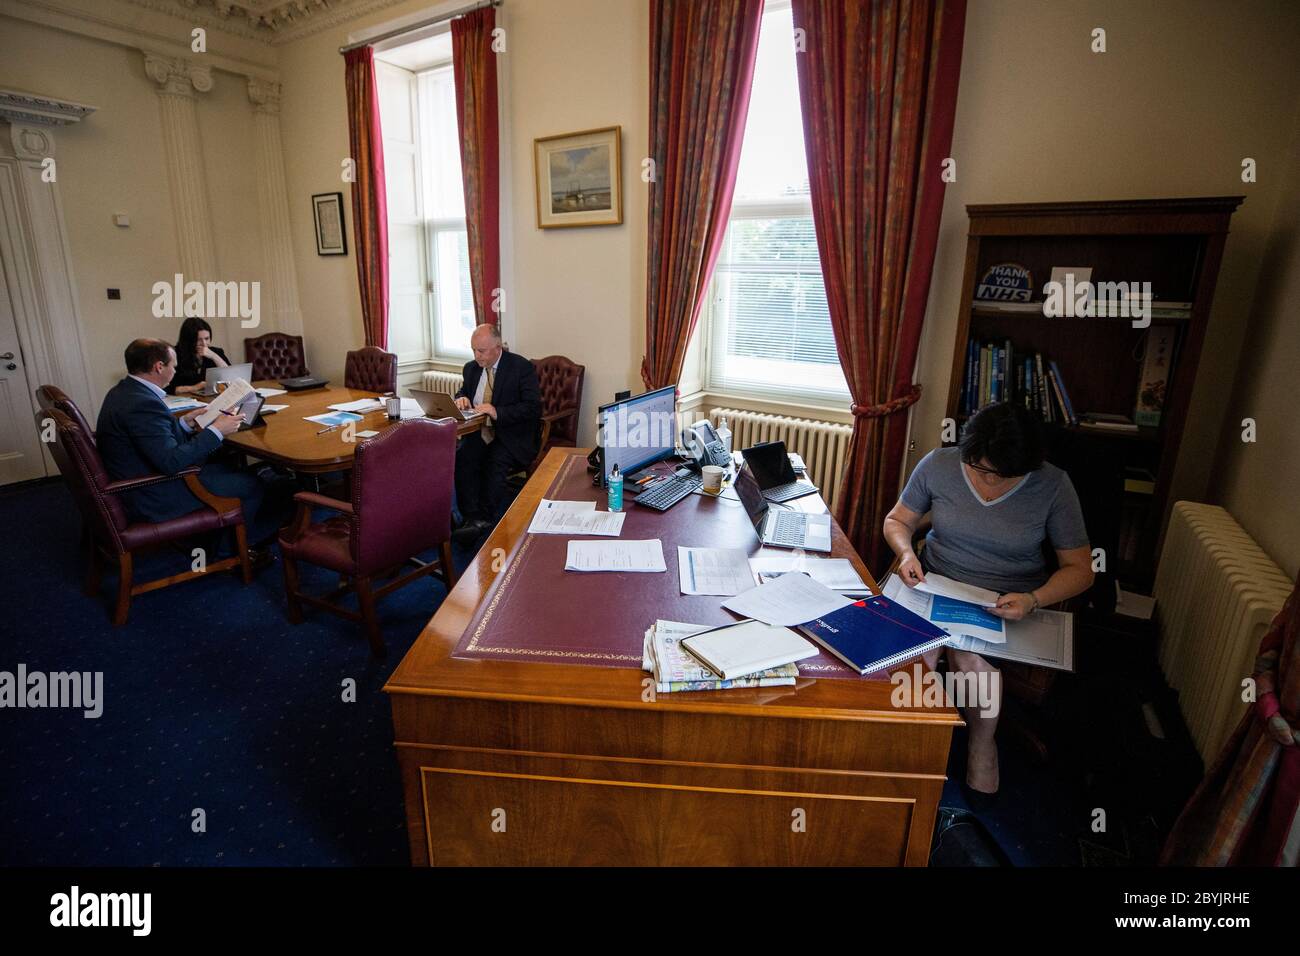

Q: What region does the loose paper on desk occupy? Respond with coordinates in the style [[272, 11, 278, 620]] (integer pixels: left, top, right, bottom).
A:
[[304, 410, 363, 428], [678, 547, 753, 596], [749, 554, 869, 593], [565, 539, 666, 572], [195, 379, 254, 428], [915, 573, 999, 607], [329, 398, 385, 414], [882, 575, 1006, 644], [255, 387, 287, 398], [721, 571, 853, 627], [261, 404, 290, 414], [398, 397, 424, 420], [529, 506, 625, 536]]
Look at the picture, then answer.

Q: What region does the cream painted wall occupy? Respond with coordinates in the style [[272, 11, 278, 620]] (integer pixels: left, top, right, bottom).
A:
[[0, 16, 273, 397], [278, 0, 647, 444], [911, 0, 1300, 531], [1211, 117, 1300, 579]]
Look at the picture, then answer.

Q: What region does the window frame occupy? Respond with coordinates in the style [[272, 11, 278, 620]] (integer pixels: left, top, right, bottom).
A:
[[691, 6, 849, 410]]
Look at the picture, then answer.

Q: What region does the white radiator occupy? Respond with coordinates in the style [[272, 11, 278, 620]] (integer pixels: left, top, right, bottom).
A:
[[1154, 501, 1292, 762], [419, 369, 463, 396], [708, 406, 853, 512]]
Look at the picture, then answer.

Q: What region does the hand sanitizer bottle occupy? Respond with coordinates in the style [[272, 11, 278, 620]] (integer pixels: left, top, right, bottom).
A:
[[607, 465, 623, 512], [717, 416, 733, 456]]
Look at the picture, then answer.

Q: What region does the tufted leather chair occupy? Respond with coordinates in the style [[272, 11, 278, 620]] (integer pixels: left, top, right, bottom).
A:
[[278, 417, 457, 656], [36, 383, 96, 443], [344, 346, 397, 393], [529, 355, 585, 475], [36, 404, 251, 625], [244, 332, 309, 381]]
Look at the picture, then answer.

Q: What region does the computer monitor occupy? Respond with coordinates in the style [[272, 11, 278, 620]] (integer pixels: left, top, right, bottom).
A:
[[598, 385, 678, 485]]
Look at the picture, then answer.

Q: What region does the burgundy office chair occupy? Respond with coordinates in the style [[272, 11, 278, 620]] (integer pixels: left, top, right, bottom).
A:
[[244, 332, 308, 381], [36, 404, 251, 626], [35, 384, 95, 441], [278, 417, 458, 656], [344, 347, 397, 393], [529, 354, 585, 474]]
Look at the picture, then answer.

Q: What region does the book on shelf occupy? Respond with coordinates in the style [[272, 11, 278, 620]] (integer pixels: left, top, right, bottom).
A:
[[961, 339, 1088, 430], [1079, 412, 1139, 432], [1135, 324, 1176, 426]]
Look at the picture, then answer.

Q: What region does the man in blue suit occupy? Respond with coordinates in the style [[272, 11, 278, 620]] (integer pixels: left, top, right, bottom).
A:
[[452, 323, 541, 543], [96, 338, 275, 556]]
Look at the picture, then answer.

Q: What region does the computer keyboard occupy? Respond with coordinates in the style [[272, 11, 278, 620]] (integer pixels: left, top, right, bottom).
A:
[[770, 509, 809, 546], [633, 475, 702, 511], [762, 480, 817, 503]]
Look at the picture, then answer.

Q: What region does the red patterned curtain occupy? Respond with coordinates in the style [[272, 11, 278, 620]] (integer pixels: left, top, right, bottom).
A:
[[452, 6, 501, 327], [792, 0, 967, 570], [642, 0, 763, 390], [343, 46, 389, 348]]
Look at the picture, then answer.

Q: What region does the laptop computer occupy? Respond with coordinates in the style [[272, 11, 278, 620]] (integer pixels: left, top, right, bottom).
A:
[[200, 362, 254, 396], [734, 461, 831, 552], [742, 440, 819, 502], [409, 388, 484, 422]]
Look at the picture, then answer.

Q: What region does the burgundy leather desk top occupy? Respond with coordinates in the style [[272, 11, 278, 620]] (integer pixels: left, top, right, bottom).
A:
[[452, 453, 875, 680]]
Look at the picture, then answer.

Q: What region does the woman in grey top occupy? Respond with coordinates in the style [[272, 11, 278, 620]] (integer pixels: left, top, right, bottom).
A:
[[883, 402, 1094, 798]]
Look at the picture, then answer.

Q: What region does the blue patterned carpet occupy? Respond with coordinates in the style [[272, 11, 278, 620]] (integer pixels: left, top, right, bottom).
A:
[[0, 478, 473, 866]]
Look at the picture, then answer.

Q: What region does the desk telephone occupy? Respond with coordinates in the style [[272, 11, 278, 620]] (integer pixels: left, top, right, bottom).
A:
[[681, 420, 731, 469]]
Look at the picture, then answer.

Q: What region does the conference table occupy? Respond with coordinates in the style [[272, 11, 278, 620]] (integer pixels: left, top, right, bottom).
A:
[[384, 448, 961, 866], [218, 382, 480, 473]]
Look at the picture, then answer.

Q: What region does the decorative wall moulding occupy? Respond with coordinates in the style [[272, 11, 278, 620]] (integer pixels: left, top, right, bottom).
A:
[[0, 89, 98, 127], [143, 53, 216, 96], [122, 0, 415, 45]]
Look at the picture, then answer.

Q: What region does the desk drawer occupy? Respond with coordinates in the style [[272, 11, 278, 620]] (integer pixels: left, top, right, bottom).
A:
[[404, 747, 934, 866]]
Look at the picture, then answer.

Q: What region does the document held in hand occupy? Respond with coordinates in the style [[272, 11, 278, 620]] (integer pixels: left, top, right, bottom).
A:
[[194, 379, 254, 429]]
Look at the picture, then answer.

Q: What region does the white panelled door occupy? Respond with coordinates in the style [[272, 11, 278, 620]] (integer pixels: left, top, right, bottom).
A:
[[0, 255, 46, 485]]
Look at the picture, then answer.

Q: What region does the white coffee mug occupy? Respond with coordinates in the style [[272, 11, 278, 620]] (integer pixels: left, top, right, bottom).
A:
[[701, 465, 725, 495]]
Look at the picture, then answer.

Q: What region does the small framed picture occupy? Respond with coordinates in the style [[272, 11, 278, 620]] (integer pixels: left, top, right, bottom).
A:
[[533, 126, 622, 229], [312, 192, 347, 255]]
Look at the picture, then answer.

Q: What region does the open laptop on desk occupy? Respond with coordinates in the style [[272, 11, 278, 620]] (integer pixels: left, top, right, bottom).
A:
[[742, 439, 819, 502], [734, 461, 831, 552], [199, 362, 254, 396], [409, 388, 484, 422]]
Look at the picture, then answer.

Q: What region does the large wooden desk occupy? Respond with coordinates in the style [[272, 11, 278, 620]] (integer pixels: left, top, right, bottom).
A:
[[384, 448, 960, 866], [220, 382, 479, 473]]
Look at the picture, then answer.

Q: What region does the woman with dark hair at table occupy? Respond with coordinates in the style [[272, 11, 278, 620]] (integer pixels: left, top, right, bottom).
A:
[[167, 316, 230, 395], [882, 402, 1095, 799]]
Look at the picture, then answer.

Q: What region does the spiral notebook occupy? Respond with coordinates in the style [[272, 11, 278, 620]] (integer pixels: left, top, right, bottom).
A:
[[797, 595, 949, 675]]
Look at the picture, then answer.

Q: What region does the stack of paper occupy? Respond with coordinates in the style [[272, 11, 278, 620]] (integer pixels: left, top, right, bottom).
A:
[[642, 620, 798, 693], [565, 539, 665, 572], [680, 619, 818, 679], [164, 395, 205, 411], [749, 555, 870, 593], [528, 500, 625, 536], [255, 387, 287, 398], [678, 547, 753, 595], [328, 398, 385, 414], [721, 571, 854, 627]]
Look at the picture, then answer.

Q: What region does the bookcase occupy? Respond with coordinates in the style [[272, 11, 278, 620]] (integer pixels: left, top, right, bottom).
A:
[[944, 197, 1243, 589]]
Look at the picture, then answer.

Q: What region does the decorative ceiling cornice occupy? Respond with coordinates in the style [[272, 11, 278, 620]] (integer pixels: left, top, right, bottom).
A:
[[0, 88, 98, 126], [122, 0, 417, 45]]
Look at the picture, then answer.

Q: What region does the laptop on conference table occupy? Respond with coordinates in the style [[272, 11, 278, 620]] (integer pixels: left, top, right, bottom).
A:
[[200, 362, 254, 396], [734, 461, 831, 552], [408, 388, 484, 422]]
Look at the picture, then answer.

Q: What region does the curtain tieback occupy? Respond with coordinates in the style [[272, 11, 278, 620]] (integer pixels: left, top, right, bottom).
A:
[[851, 384, 922, 419]]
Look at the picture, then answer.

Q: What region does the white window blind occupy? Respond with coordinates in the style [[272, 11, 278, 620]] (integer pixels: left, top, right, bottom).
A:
[[699, 1, 849, 406]]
